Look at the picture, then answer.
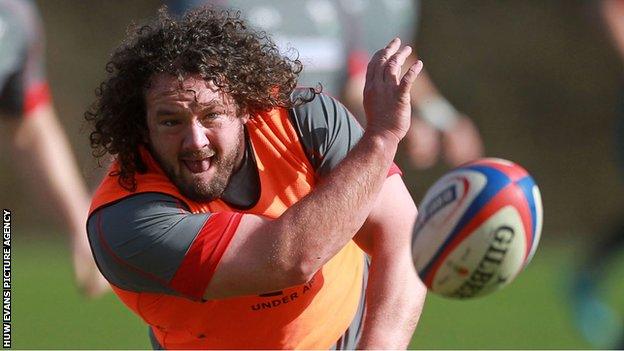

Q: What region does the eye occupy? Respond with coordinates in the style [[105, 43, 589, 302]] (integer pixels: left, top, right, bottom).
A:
[[200, 112, 224, 125], [160, 119, 181, 127], [204, 112, 221, 120]]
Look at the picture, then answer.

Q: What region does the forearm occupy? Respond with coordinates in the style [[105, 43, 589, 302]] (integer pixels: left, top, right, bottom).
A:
[[270, 42, 421, 275], [270, 132, 398, 275], [13, 105, 90, 234], [7, 106, 109, 297], [203, 132, 402, 299]]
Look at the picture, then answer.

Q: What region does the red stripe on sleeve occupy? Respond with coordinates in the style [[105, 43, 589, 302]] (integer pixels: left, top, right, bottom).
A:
[[388, 162, 402, 177], [168, 212, 243, 300], [23, 82, 51, 115], [347, 51, 369, 77]]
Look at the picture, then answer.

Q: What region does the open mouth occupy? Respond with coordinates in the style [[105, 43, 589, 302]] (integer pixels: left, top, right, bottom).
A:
[[182, 157, 212, 174]]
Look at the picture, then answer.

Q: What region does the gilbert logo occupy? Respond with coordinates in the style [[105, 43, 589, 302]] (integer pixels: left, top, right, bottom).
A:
[[451, 225, 515, 299]]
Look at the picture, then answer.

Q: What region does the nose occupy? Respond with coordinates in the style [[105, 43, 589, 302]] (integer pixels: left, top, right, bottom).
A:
[[182, 121, 210, 151]]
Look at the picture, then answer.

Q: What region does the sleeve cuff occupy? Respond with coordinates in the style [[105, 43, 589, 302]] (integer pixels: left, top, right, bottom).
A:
[[24, 82, 51, 115], [168, 212, 243, 300], [388, 162, 402, 177]]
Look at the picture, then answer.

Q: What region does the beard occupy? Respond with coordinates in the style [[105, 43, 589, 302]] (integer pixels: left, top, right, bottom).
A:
[[151, 131, 244, 202]]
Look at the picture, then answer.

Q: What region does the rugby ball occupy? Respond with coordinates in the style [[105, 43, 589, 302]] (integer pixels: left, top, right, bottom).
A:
[[411, 158, 542, 299]]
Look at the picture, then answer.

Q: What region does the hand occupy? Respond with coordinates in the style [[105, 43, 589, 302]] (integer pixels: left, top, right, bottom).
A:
[[71, 230, 110, 298], [363, 38, 423, 143], [404, 116, 441, 169], [441, 115, 484, 166]]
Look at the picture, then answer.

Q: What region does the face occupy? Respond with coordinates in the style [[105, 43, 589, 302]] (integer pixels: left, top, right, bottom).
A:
[[145, 74, 249, 201]]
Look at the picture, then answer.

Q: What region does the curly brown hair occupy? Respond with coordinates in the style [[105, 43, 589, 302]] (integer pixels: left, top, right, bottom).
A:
[[86, 6, 306, 191]]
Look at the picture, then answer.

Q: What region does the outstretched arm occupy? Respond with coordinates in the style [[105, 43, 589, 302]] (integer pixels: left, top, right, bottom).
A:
[[0, 0, 108, 298], [9, 104, 109, 297]]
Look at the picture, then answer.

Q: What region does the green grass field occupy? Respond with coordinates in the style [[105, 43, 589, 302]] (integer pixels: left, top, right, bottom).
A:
[[11, 234, 622, 349]]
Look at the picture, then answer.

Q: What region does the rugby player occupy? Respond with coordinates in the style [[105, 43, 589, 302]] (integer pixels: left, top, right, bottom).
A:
[[86, 7, 426, 349]]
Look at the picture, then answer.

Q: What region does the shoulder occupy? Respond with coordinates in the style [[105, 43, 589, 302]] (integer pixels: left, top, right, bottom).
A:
[[87, 192, 210, 295], [89, 192, 201, 236], [290, 88, 345, 118], [287, 88, 363, 175], [288, 88, 360, 137]]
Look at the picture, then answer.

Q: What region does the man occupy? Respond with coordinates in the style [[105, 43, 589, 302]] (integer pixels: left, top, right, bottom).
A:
[[86, 7, 426, 349], [0, 0, 108, 297], [167, 0, 484, 169]]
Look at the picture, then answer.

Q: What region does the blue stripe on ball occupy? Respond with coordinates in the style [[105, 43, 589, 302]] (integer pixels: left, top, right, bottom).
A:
[[515, 176, 537, 247], [419, 165, 512, 279]]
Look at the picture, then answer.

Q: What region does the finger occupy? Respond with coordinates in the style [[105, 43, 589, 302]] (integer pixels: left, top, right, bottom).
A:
[[384, 45, 413, 83], [366, 38, 399, 82], [366, 38, 401, 83], [399, 60, 424, 93]]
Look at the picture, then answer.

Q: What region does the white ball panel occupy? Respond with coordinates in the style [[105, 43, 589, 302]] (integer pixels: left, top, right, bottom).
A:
[[412, 170, 487, 271], [430, 205, 527, 298]]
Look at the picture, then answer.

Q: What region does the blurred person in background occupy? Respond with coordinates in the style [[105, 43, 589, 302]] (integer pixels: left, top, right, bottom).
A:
[[85, 7, 426, 349], [167, 0, 484, 169], [0, 0, 108, 297], [569, 1, 624, 348]]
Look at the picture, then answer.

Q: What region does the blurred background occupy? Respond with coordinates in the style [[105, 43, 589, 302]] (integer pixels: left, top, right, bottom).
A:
[[1, 0, 624, 348]]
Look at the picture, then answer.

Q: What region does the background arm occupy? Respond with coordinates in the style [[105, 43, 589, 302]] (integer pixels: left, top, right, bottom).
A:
[[9, 104, 109, 297]]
